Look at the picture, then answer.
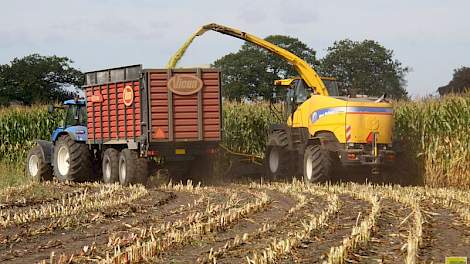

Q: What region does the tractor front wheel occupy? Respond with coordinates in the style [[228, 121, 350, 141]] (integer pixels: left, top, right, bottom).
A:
[[26, 145, 53, 182]]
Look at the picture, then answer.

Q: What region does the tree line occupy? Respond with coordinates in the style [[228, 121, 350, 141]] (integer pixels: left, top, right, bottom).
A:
[[0, 37, 467, 106]]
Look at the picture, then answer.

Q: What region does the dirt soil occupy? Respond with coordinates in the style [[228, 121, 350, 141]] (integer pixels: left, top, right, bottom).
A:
[[0, 181, 468, 264]]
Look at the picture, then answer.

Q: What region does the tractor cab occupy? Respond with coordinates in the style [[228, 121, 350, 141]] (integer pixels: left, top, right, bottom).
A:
[[49, 99, 88, 143], [63, 99, 87, 127]]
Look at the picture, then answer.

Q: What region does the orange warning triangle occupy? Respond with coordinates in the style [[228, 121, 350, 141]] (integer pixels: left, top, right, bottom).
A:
[[154, 128, 166, 139]]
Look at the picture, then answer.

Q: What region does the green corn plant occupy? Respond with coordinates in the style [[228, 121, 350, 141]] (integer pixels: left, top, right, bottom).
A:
[[222, 101, 277, 157], [0, 105, 62, 163], [394, 94, 470, 188]]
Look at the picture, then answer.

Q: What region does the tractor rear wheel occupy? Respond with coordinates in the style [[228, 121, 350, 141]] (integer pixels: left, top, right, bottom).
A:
[[303, 144, 333, 183], [118, 149, 148, 186], [26, 144, 53, 182], [102, 148, 120, 184], [53, 135, 92, 182]]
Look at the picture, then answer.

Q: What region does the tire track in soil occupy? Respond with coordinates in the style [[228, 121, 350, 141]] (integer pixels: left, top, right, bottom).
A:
[[418, 200, 470, 263], [156, 188, 301, 264], [0, 185, 97, 211], [2, 187, 253, 263], [0, 189, 179, 263], [89, 187, 258, 262], [279, 194, 371, 264], [350, 198, 411, 264]]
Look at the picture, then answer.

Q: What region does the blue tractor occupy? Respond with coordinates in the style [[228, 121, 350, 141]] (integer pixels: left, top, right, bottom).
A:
[[26, 99, 96, 182]]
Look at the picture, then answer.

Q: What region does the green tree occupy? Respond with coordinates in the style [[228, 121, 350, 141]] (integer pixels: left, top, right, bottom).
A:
[[320, 39, 409, 99], [438, 67, 470, 95], [0, 54, 83, 105], [213, 35, 318, 101]]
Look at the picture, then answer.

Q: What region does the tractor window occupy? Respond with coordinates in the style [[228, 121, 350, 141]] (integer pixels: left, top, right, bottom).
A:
[[64, 105, 87, 127], [78, 106, 87, 126]]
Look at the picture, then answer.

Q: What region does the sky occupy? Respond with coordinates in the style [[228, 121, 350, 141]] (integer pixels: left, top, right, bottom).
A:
[[0, 0, 469, 97]]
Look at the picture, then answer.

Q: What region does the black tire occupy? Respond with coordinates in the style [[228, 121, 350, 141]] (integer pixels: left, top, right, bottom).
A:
[[189, 155, 215, 183], [265, 145, 292, 180], [118, 149, 148, 186], [26, 145, 53, 182], [166, 161, 191, 182], [53, 135, 92, 182], [265, 131, 293, 179], [102, 148, 120, 184], [303, 144, 332, 183]]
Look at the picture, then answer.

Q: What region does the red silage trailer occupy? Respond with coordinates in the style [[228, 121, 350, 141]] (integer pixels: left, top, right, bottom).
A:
[[84, 65, 221, 184]]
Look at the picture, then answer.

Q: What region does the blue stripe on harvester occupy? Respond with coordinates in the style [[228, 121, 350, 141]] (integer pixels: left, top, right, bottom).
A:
[[310, 107, 393, 124]]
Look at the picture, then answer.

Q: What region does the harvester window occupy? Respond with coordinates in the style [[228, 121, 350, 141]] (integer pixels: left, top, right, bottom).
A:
[[294, 80, 309, 103], [322, 79, 340, 96]]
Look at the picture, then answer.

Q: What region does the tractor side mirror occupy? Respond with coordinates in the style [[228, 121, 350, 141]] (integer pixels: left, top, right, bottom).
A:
[[47, 105, 54, 113]]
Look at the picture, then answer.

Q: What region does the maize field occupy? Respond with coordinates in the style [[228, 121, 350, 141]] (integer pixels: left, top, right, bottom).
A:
[[394, 94, 470, 188], [0, 105, 62, 163], [0, 180, 468, 263], [0, 96, 469, 262]]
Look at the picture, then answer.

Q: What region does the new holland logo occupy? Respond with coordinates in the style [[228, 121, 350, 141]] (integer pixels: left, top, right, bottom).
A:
[[167, 75, 203, 95]]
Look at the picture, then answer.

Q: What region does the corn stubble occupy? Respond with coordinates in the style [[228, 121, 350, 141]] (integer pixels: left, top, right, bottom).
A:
[[0, 180, 464, 264]]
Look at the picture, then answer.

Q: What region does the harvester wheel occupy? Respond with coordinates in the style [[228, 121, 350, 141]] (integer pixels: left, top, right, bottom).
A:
[[303, 144, 332, 183], [53, 135, 92, 182], [118, 149, 148, 186], [102, 148, 120, 184], [265, 131, 293, 179], [189, 155, 215, 183], [166, 161, 191, 182], [26, 144, 53, 182], [265, 146, 292, 179]]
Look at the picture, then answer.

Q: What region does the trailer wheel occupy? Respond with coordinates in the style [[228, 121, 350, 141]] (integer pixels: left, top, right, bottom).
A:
[[53, 135, 92, 182], [102, 148, 120, 184], [26, 145, 53, 182], [303, 144, 332, 183], [119, 149, 148, 186]]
